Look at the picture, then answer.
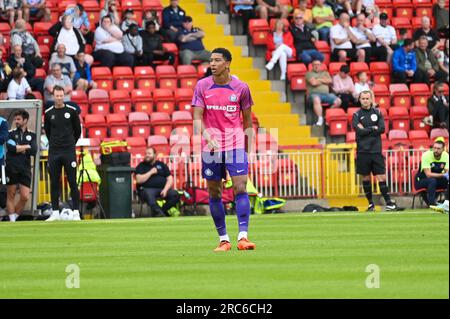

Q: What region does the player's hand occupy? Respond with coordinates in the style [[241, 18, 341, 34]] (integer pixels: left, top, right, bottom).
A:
[[372, 126, 378, 131], [207, 138, 220, 151], [357, 123, 364, 129], [160, 189, 168, 198]]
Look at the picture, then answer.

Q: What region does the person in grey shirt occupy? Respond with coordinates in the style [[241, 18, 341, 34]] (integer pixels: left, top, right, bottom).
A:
[[122, 24, 143, 66], [48, 44, 76, 79], [44, 63, 73, 102]]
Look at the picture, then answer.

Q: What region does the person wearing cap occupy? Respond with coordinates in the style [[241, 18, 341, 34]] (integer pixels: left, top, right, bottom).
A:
[[177, 16, 210, 65], [414, 137, 449, 207], [392, 38, 419, 83], [121, 8, 138, 32], [162, 0, 187, 43], [372, 12, 397, 63]]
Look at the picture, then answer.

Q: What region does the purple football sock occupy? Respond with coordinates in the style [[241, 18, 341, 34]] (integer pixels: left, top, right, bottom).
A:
[[209, 197, 227, 236], [235, 193, 250, 232]]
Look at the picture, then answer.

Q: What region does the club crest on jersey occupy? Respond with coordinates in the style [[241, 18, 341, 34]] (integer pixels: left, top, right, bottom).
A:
[[65, 113, 71, 119], [229, 94, 238, 102], [51, 115, 55, 120], [371, 114, 378, 122], [26, 135, 32, 141]]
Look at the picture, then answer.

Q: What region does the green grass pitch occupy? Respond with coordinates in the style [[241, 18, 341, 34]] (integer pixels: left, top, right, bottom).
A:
[[0, 210, 448, 299]]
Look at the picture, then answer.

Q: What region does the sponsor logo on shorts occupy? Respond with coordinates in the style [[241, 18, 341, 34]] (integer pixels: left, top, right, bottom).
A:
[[205, 168, 213, 177]]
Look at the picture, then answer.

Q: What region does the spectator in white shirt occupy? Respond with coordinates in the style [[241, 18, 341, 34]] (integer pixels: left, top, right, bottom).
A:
[[7, 67, 32, 100], [330, 12, 365, 63], [372, 12, 397, 63], [351, 13, 376, 63], [353, 71, 373, 100], [93, 15, 134, 68], [48, 43, 76, 79]]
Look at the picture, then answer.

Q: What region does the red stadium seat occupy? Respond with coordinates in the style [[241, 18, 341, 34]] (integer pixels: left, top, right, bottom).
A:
[[415, 6, 433, 19], [314, 41, 331, 65], [287, 63, 307, 91], [148, 135, 170, 158], [430, 128, 449, 140], [81, 0, 100, 11], [109, 90, 132, 114], [126, 136, 147, 162], [113, 66, 134, 90], [33, 22, 53, 36], [88, 89, 110, 115], [142, 0, 164, 23], [378, 107, 390, 131], [328, 62, 347, 76], [325, 108, 348, 136], [156, 65, 177, 89], [86, 11, 100, 30], [151, 112, 172, 139], [350, 62, 369, 77], [389, 107, 410, 131], [128, 112, 150, 138], [370, 62, 391, 86], [71, 90, 89, 118], [408, 130, 432, 150], [134, 66, 156, 89], [346, 131, 356, 143], [175, 88, 194, 112], [248, 19, 270, 45], [177, 65, 198, 89], [92, 67, 113, 91], [412, 17, 423, 29], [172, 111, 193, 136], [410, 106, 430, 132], [346, 107, 360, 131], [391, 17, 412, 29], [373, 84, 391, 109], [0, 23, 11, 35], [153, 89, 175, 114], [388, 129, 411, 150], [394, 0, 414, 19], [390, 84, 411, 108], [131, 89, 153, 114], [410, 83, 430, 107], [106, 113, 129, 139], [84, 114, 107, 139], [169, 133, 191, 157], [121, 0, 142, 10], [37, 35, 53, 47]]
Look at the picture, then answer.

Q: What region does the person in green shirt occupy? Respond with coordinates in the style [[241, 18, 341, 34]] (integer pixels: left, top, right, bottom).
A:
[[414, 138, 449, 206], [312, 0, 335, 41]]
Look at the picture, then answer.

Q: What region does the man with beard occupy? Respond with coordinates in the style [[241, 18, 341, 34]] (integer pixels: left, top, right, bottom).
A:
[[135, 147, 179, 217]]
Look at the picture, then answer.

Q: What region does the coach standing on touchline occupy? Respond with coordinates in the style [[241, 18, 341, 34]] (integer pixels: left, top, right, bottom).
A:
[[44, 85, 82, 221], [5, 109, 37, 222], [352, 90, 399, 212]]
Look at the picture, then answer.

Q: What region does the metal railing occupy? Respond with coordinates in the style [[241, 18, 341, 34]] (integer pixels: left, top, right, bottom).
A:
[[37, 146, 436, 204]]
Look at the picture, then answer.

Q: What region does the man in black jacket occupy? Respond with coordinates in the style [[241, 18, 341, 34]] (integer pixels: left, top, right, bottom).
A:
[[135, 147, 180, 217], [290, 12, 324, 65], [141, 21, 175, 67], [352, 90, 399, 212], [5, 109, 37, 222], [44, 85, 82, 221]]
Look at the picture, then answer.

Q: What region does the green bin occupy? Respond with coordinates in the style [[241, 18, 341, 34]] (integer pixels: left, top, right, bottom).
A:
[[98, 165, 134, 218]]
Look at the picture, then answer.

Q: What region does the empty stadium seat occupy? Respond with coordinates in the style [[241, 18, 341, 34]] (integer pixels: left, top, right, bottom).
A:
[[388, 129, 411, 149], [156, 65, 177, 89], [150, 112, 172, 139], [106, 113, 129, 139], [134, 66, 156, 89], [370, 62, 391, 86], [84, 114, 107, 139], [109, 90, 132, 114], [177, 65, 198, 89], [350, 62, 369, 77], [172, 111, 193, 136], [126, 136, 147, 161], [148, 135, 170, 158], [394, 0, 414, 19], [328, 62, 347, 76], [410, 106, 430, 132], [430, 128, 449, 140], [71, 90, 89, 117], [389, 107, 410, 131], [410, 83, 431, 107], [390, 84, 411, 108], [346, 131, 356, 143], [128, 112, 150, 138], [287, 63, 307, 91], [88, 89, 110, 115], [249, 19, 270, 45], [131, 89, 153, 114], [409, 130, 432, 150], [373, 84, 391, 108], [113, 66, 134, 90], [346, 107, 359, 131], [175, 88, 194, 112], [325, 108, 348, 136], [153, 89, 175, 114], [92, 67, 113, 91]]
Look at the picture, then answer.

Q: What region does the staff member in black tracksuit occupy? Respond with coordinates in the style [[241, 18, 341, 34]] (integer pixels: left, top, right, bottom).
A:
[[352, 90, 399, 212], [44, 85, 82, 221], [5, 109, 37, 222]]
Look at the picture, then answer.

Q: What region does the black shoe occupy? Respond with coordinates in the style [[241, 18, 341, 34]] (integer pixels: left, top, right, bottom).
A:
[[386, 201, 404, 211], [366, 203, 376, 212]]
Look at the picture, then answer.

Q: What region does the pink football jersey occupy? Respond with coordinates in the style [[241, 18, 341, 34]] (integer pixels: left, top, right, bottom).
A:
[[192, 76, 254, 152]]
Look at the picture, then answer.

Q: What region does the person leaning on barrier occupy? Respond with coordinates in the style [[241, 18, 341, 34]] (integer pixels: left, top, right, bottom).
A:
[[5, 109, 37, 222], [135, 147, 180, 217], [414, 137, 449, 207]]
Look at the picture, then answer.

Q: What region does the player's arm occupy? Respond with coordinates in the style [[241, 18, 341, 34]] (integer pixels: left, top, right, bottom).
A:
[[372, 110, 385, 135], [352, 112, 374, 136], [135, 167, 158, 185], [25, 133, 38, 156], [193, 106, 219, 149], [6, 131, 19, 154], [423, 168, 447, 179], [72, 110, 82, 143], [44, 111, 51, 139]]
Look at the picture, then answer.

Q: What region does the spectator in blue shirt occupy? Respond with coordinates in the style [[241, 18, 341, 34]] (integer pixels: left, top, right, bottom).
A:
[[162, 0, 187, 43], [177, 16, 210, 65], [392, 38, 421, 83], [73, 51, 97, 91]]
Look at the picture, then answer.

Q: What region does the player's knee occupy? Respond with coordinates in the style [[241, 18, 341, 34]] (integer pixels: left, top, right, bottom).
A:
[[233, 184, 247, 195], [428, 178, 437, 187], [358, 49, 365, 59], [208, 186, 222, 199], [339, 50, 347, 60]]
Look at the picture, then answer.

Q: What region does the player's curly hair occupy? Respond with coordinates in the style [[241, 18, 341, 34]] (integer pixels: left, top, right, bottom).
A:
[[211, 48, 232, 62]]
